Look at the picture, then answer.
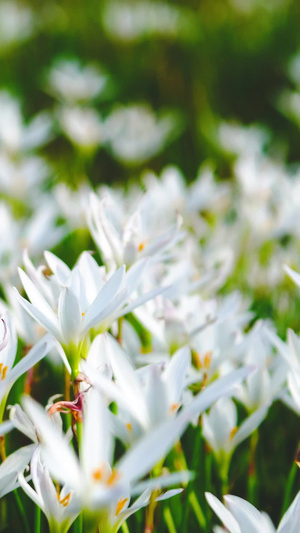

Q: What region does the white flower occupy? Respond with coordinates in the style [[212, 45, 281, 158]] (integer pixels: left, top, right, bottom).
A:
[[15, 251, 171, 374], [88, 191, 183, 269], [202, 397, 268, 468], [0, 92, 52, 153], [18, 447, 79, 533], [206, 491, 300, 533], [103, 104, 179, 164], [22, 388, 191, 519], [47, 59, 109, 104], [59, 106, 102, 150], [81, 333, 192, 441], [0, 444, 36, 498], [0, 314, 54, 415]]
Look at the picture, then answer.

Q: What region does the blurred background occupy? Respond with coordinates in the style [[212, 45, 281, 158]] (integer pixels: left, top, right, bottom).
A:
[[2, 0, 300, 186]]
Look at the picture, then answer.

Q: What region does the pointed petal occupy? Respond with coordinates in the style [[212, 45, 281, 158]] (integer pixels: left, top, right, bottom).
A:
[[184, 367, 253, 421], [13, 288, 61, 339], [205, 493, 241, 533], [58, 287, 82, 345], [22, 396, 81, 489], [81, 265, 125, 332], [117, 415, 188, 485]]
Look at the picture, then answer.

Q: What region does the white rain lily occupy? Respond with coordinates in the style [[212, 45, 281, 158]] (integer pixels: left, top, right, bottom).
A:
[[0, 92, 52, 153], [0, 443, 36, 498], [206, 491, 300, 533], [103, 104, 179, 164], [47, 59, 109, 104], [0, 314, 54, 419], [88, 191, 183, 269], [81, 333, 192, 441], [82, 334, 252, 442], [15, 250, 171, 374], [265, 327, 300, 414], [18, 447, 79, 533], [0, 1, 34, 50], [59, 106, 102, 150], [22, 388, 191, 523], [202, 397, 268, 479]]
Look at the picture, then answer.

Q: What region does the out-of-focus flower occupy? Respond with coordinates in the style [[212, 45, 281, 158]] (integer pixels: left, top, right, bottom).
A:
[[103, 104, 180, 164], [19, 447, 79, 533], [202, 397, 268, 478], [0, 153, 49, 203], [47, 59, 109, 104], [0, 92, 52, 154], [0, 1, 34, 50], [88, 190, 183, 269], [0, 444, 36, 498], [102, 1, 197, 43], [0, 314, 54, 417], [206, 491, 300, 533], [59, 106, 102, 151]]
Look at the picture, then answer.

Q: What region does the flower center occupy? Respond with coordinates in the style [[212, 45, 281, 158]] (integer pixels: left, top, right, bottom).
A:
[[57, 492, 71, 507]]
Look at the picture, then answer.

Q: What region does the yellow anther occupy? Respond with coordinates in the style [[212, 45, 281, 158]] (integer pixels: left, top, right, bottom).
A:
[[0, 365, 8, 380], [204, 351, 212, 370], [170, 403, 180, 413], [107, 469, 120, 486], [126, 422, 132, 432], [58, 493, 71, 507], [116, 497, 129, 516], [193, 352, 201, 369], [92, 468, 104, 481], [138, 242, 145, 252], [230, 427, 238, 441], [81, 312, 85, 316]]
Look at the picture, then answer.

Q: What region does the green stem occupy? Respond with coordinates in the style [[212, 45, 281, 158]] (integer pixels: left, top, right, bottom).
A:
[[35, 504, 41, 533], [181, 427, 202, 531], [248, 430, 259, 505], [164, 506, 177, 533], [121, 522, 130, 533], [14, 490, 31, 533], [188, 492, 206, 529], [281, 461, 298, 516]]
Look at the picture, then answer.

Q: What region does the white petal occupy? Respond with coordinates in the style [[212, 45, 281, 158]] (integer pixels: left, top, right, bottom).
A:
[[231, 405, 269, 449], [18, 269, 58, 326], [58, 287, 82, 345], [117, 415, 188, 485], [205, 493, 241, 533], [81, 387, 113, 480], [22, 396, 81, 489], [184, 367, 253, 421], [81, 265, 125, 332], [44, 251, 71, 285], [224, 495, 266, 532], [13, 288, 61, 339]]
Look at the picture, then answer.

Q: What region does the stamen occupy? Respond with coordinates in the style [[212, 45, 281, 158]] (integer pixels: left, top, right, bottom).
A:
[[92, 468, 104, 481], [170, 403, 180, 413], [81, 312, 85, 316], [0, 365, 8, 380], [107, 469, 120, 486], [230, 427, 238, 441], [126, 422, 132, 432], [58, 493, 71, 507], [116, 497, 129, 516], [204, 351, 212, 370], [138, 242, 145, 252]]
